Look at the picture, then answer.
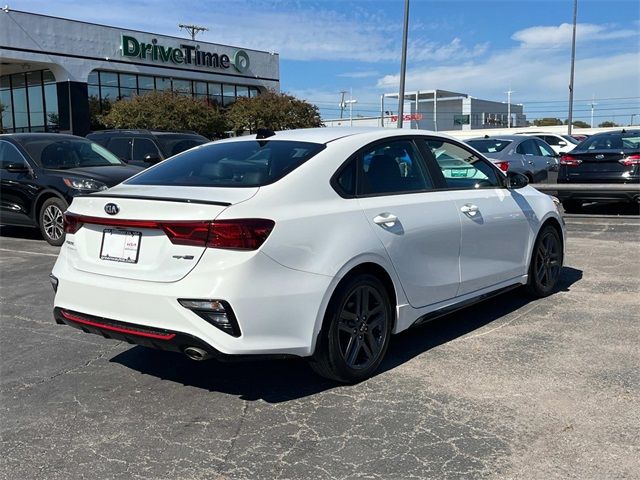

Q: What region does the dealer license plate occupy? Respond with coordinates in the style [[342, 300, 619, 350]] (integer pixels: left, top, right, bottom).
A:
[[100, 229, 141, 264]]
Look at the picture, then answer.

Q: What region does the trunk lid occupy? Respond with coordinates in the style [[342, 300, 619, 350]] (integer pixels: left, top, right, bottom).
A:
[[568, 150, 627, 173], [64, 186, 258, 282]]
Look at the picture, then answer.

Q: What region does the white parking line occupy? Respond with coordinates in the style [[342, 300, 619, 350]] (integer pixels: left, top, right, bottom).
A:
[[0, 248, 58, 257]]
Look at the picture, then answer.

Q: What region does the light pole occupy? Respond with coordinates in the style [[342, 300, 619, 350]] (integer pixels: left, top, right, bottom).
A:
[[505, 90, 514, 128], [345, 92, 357, 127], [397, 0, 410, 129], [567, 0, 578, 135], [589, 95, 597, 128]]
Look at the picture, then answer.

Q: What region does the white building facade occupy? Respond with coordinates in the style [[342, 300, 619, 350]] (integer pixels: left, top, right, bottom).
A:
[[0, 9, 280, 136]]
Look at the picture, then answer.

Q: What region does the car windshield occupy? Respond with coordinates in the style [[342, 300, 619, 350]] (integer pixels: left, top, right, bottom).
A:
[[126, 140, 326, 187], [466, 139, 512, 153], [21, 138, 124, 169], [578, 132, 640, 151], [155, 134, 209, 157]]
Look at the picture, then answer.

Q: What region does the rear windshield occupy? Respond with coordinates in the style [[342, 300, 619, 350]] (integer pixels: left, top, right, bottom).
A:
[[126, 140, 325, 187], [20, 138, 123, 169], [466, 139, 512, 153], [578, 132, 640, 151], [155, 134, 209, 157], [561, 135, 580, 145]]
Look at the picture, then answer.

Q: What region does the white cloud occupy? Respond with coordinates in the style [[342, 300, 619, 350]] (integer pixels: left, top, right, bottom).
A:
[[512, 23, 637, 47], [337, 71, 380, 79]]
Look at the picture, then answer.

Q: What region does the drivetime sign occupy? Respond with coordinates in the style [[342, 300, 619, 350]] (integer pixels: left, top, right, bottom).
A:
[[120, 35, 250, 73]]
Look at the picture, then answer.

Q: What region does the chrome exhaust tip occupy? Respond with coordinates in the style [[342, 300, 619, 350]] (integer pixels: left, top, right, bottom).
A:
[[184, 346, 211, 361]]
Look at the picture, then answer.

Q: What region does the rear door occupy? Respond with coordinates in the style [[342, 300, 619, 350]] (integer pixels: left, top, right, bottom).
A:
[[516, 139, 548, 182], [421, 138, 532, 296], [355, 138, 461, 308]]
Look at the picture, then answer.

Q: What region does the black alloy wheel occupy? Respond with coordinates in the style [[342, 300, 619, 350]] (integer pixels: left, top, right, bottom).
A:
[[39, 197, 68, 246], [310, 274, 392, 383], [526, 225, 563, 297], [561, 199, 582, 213]]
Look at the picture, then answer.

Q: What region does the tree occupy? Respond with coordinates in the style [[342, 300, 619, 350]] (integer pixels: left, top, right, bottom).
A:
[[598, 121, 618, 128], [533, 118, 563, 127], [570, 120, 590, 128], [100, 91, 227, 137], [226, 90, 322, 134]]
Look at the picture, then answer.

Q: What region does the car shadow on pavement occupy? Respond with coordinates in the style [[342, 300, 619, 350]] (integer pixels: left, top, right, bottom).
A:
[[110, 266, 583, 403], [0, 225, 44, 241]]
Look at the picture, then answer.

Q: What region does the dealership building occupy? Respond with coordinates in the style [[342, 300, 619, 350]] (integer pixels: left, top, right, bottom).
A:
[[0, 9, 280, 136], [325, 89, 526, 131]]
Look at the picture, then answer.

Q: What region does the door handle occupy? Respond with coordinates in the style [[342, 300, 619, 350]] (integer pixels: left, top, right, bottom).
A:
[[528, 160, 535, 165], [373, 213, 398, 227], [460, 204, 479, 217]]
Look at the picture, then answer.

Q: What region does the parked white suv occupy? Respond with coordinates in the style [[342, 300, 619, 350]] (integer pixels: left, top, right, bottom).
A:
[[51, 128, 565, 382]]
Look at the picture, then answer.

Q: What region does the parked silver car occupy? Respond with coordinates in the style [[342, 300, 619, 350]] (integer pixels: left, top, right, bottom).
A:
[[466, 135, 558, 183]]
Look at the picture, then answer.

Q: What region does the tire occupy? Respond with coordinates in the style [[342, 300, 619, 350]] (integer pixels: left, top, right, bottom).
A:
[[310, 274, 393, 383], [561, 199, 582, 213], [525, 225, 563, 298], [38, 197, 67, 246]]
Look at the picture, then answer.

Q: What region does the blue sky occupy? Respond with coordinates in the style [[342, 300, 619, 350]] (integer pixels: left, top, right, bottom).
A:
[[16, 0, 640, 124]]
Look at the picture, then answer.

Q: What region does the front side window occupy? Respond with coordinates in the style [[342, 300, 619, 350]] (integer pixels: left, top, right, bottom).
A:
[[0, 141, 28, 168], [126, 140, 325, 187], [423, 139, 501, 189], [359, 140, 432, 195], [535, 140, 556, 157]]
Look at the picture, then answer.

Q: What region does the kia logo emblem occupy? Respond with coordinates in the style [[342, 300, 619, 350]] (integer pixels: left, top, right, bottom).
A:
[[104, 203, 120, 215], [595, 154, 604, 159]]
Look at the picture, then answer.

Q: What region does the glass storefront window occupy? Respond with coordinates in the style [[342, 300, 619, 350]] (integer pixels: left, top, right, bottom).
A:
[[119, 73, 137, 90], [100, 86, 119, 106], [156, 77, 171, 90], [138, 76, 154, 90], [99, 71, 118, 87], [45, 83, 58, 129], [43, 70, 56, 84], [12, 87, 28, 129], [0, 88, 13, 130], [87, 71, 99, 85], [172, 79, 191, 95], [236, 86, 249, 97], [27, 82, 45, 128], [194, 81, 207, 96]]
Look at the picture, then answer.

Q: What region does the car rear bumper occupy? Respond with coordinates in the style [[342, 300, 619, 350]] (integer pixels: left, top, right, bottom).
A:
[[51, 247, 333, 357]]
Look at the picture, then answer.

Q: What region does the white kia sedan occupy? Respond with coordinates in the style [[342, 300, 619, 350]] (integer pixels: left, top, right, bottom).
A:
[[51, 128, 565, 382]]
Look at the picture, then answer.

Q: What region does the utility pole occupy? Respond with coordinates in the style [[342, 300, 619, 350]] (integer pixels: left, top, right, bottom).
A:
[[339, 91, 347, 119], [178, 24, 209, 41], [397, 0, 410, 129], [567, 0, 578, 135], [505, 89, 514, 128], [589, 94, 597, 128]]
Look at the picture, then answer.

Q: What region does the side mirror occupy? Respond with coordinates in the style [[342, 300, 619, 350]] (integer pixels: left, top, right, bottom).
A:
[[143, 153, 161, 165], [4, 163, 31, 174], [506, 171, 529, 189]]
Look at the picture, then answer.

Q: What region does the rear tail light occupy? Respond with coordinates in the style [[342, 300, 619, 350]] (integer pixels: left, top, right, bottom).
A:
[[495, 161, 510, 172], [560, 154, 582, 167], [619, 154, 640, 166], [63, 212, 83, 234], [61, 213, 274, 250]]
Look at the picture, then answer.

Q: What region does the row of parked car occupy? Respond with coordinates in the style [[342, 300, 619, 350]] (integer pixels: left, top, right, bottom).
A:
[[0, 128, 638, 245]]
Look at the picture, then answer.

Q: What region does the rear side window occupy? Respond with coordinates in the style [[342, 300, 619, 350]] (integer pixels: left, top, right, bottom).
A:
[[359, 140, 432, 195], [466, 139, 511, 153], [132, 138, 161, 161], [156, 134, 208, 157], [126, 140, 325, 187]]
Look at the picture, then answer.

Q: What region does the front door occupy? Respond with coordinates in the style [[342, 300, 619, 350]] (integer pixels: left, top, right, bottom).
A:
[[421, 138, 532, 296], [0, 140, 37, 226]]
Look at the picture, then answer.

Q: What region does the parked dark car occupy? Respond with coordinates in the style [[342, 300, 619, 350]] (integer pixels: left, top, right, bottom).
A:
[[87, 130, 209, 168], [558, 129, 640, 212], [0, 133, 142, 245], [465, 135, 558, 183]]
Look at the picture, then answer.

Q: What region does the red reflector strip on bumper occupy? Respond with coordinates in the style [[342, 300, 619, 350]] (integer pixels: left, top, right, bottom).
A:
[[60, 310, 176, 341]]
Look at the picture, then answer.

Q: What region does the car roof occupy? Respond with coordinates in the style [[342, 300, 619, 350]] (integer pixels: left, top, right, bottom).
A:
[[0, 133, 83, 142], [467, 135, 522, 141], [588, 129, 640, 136], [215, 127, 460, 146]]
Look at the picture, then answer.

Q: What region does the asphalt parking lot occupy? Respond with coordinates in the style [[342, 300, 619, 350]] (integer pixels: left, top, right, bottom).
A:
[[1, 207, 639, 480]]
